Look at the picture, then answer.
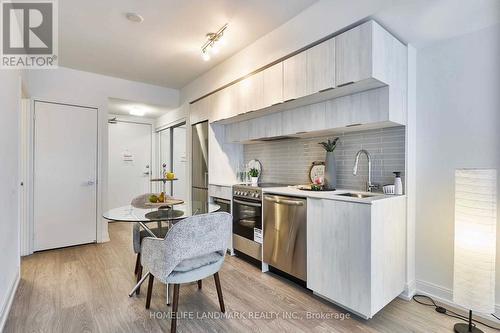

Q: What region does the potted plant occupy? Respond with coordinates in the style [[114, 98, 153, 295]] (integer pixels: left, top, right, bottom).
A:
[[249, 168, 259, 185], [319, 137, 339, 190]]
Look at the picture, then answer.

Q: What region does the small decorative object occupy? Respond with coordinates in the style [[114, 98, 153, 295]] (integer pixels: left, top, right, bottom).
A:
[[249, 168, 259, 185], [318, 137, 339, 190], [310, 184, 323, 191], [162, 163, 167, 177], [453, 169, 497, 333], [309, 161, 325, 184], [247, 159, 262, 181], [166, 172, 175, 180]]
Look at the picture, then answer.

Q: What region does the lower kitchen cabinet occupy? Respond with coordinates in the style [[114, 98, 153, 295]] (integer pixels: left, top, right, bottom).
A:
[[306, 197, 406, 318]]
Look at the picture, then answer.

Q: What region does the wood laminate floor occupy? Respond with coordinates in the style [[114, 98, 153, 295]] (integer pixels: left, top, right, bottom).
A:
[[4, 222, 498, 333]]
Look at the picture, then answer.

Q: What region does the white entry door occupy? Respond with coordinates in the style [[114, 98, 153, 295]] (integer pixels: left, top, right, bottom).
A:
[[34, 101, 98, 251], [108, 121, 151, 209]]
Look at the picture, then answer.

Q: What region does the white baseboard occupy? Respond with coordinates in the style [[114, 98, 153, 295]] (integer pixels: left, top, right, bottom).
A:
[[415, 279, 500, 321], [399, 280, 416, 301], [0, 271, 20, 332]]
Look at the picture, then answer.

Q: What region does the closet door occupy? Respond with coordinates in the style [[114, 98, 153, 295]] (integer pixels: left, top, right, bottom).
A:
[[34, 101, 97, 250]]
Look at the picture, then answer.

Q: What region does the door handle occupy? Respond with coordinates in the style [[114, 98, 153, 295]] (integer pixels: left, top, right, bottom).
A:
[[337, 81, 354, 87], [264, 196, 304, 206], [233, 199, 262, 208]]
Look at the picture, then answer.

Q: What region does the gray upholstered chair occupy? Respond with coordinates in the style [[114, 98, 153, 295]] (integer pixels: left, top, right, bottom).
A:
[[131, 193, 171, 294], [141, 212, 232, 333]]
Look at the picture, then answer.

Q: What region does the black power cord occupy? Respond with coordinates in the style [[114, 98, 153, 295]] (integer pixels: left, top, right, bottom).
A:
[[412, 294, 500, 331]]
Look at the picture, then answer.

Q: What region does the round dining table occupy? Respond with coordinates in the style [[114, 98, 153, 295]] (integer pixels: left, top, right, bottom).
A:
[[102, 202, 221, 298]]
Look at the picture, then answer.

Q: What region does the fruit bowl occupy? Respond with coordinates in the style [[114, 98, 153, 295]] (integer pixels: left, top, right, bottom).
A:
[[144, 199, 184, 208]]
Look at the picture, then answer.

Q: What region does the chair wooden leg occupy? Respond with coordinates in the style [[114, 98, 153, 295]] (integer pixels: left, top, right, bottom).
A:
[[136, 265, 143, 295], [197, 280, 202, 290], [145, 274, 154, 309], [213, 272, 225, 313], [171, 284, 180, 333], [134, 253, 140, 275]]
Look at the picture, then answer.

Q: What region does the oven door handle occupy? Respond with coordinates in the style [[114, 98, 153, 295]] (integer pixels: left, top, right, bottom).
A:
[[233, 199, 262, 208]]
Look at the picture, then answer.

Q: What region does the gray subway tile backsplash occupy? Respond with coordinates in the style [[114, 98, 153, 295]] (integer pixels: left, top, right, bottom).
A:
[[244, 126, 406, 191]]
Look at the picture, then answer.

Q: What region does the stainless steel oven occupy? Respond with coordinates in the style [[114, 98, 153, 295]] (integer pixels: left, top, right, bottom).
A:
[[232, 185, 263, 261], [212, 197, 231, 214]]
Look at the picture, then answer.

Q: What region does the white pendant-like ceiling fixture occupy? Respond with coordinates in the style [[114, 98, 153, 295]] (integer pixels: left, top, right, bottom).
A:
[[126, 12, 144, 23], [201, 23, 228, 61]]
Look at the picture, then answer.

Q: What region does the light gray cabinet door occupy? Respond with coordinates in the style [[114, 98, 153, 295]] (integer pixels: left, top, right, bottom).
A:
[[211, 84, 238, 122], [237, 71, 264, 113], [190, 95, 212, 124], [281, 102, 326, 135], [263, 62, 283, 107], [335, 21, 373, 87], [283, 52, 307, 101], [307, 198, 372, 317], [306, 38, 335, 94], [324, 87, 389, 128]]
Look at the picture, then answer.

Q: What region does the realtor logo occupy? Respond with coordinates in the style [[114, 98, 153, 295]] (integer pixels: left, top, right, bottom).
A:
[[1, 0, 58, 68]]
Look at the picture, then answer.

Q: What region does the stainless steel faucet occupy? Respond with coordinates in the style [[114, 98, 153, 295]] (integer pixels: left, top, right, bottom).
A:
[[353, 149, 379, 192]]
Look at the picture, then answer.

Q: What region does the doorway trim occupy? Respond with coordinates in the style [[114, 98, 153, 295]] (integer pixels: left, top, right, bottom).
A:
[[156, 120, 186, 196]]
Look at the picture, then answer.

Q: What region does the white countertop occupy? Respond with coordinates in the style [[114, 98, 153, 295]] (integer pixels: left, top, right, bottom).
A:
[[261, 186, 405, 204], [208, 182, 237, 188]]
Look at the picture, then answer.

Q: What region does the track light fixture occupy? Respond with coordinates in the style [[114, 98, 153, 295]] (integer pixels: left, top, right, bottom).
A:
[[201, 23, 228, 61]]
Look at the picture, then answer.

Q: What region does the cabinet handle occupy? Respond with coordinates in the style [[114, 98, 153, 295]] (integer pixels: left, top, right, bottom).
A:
[[318, 87, 334, 93], [337, 81, 354, 87], [346, 123, 362, 127], [283, 98, 296, 103]]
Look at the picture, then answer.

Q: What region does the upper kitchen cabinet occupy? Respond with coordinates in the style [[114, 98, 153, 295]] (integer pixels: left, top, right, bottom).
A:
[[262, 62, 283, 107], [336, 21, 407, 124], [211, 84, 237, 122], [210, 20, 406, 126], [190, 95, 212, 125], [306, 38, 335, 94], [283, 51, 307, 101], [236, 71, 264, 114], [335, 21, 373, 86]]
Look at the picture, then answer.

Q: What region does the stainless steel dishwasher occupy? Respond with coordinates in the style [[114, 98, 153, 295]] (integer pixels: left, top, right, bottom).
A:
[[263, 194, 307, 281]]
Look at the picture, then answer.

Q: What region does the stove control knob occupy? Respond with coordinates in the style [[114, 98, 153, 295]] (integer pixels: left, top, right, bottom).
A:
[[254, 193, 259, 198]]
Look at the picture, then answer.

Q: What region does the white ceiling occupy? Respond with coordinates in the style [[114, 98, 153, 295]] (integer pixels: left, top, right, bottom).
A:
[[59, 0, 500, 89], [108, 98, 173, 118], [59, 0, 318, 89], [373, 0, 500, 48]]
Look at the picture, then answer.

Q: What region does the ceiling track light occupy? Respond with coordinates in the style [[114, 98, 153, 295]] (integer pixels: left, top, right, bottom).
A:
[[201, 23, 228, 61]]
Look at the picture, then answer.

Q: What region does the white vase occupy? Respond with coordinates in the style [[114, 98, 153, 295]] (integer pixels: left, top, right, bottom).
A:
[[251, 177, 259, 185]]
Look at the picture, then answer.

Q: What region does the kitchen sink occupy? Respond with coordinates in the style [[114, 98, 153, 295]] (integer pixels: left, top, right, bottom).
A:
[[336, 192, 379, 199]]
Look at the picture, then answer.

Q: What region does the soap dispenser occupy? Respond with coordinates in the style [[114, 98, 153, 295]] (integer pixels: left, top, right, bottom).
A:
[[393, 172, 403, 195]]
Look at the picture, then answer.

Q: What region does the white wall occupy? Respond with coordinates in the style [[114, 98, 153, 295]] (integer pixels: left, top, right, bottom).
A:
[[23, 67, 179, 243], [416, 24, 500, 304], [180, 0, 396, 103], [0, 70, 21, 330]]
